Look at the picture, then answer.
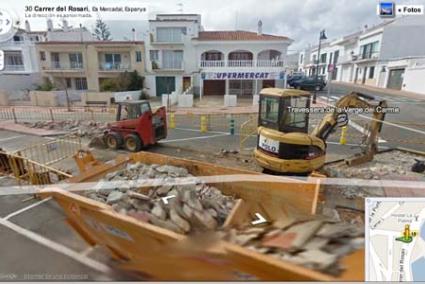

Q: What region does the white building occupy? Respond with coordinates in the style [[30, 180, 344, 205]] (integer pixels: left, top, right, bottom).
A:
[[144, 14, 293, 97], [0, 22, 46, 99], [298, 16, 425, 94]]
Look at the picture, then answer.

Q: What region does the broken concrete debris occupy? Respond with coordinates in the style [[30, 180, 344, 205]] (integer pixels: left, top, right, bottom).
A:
[[224, 219, 364, 276], [85, 162, 236, 234], [22, 120, 108, 138]]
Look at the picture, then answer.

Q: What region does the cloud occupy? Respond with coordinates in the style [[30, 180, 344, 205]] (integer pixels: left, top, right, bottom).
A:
[[7, 0, 425, 51]]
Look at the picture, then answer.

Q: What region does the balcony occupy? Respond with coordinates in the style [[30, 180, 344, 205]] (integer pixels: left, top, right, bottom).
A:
[[199, 59, 285, 68], [151, 60, 184, 71], [3, 65, 25, 72], [99, 63, 131, 71], [47, 61, 84, 71]]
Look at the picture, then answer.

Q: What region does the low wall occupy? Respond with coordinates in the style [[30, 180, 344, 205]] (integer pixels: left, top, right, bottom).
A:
[[29, 91, 59, 107]]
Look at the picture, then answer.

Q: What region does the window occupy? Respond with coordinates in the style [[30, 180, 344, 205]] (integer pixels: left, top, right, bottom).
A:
[[260, 97, 279, 123], [156, 27, 186, 42], [333, 50, 339, 64], [162, 50, 183, 69], [104, 54, 121, 69], [65, 78, 72, 89], [69, 53, 83, 69], [299, 54, 304, 64], [136, 51, 142, 62], [75, 78, 87, 90], [329, 53, 333, 64], [51, 53, 60, 68], [40, 51, 46, 61], [281, 96, 309, 130], [13, 35, 23, 42], [360, 41, 379, 59], [369, 66, 375, 79], [5, 52, 23, 66], [149, 50, 159, 61], [320, 53, 327, 64]]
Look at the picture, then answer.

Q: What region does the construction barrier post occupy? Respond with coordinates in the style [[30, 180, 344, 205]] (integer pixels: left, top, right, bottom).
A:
[[12, 108, 17, 123], [229, 117, 235, 135], [339, 126, 347, 145], [200, 115, 208, 133], [169, 113, 176, 129], [49, 108, 54, 121]]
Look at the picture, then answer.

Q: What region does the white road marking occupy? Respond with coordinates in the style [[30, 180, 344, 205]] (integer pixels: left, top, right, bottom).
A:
[[331, 96, 341, 101], [0, 135, 23, 142], [0, 218, 112, 274], [173, 127, 228, 135], [160, 133, 230, 143], [3, 197, 52, 220]]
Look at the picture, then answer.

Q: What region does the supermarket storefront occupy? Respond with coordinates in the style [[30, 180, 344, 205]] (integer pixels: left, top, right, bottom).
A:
[[200, 71, 285, 96]]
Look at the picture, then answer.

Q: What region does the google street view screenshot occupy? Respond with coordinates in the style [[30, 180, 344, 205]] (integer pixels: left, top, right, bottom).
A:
[[0, 0, 425, 282]]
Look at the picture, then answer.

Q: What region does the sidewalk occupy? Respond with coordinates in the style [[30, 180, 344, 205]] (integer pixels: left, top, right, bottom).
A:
[[331, 81, 425, 101], [0, 120, 67, 137]]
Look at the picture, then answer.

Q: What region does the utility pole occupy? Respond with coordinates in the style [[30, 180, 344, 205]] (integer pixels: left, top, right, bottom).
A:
[[313, 29, 327, 104]]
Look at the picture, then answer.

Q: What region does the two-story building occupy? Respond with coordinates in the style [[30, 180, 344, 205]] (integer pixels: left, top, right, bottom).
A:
[[144, 14, 293, 97], [0, 23, 45, 98], [36, 41, 145, 92]]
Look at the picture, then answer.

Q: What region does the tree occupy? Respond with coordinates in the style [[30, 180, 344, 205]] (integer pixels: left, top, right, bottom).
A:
[[93, 18, 111, 41]]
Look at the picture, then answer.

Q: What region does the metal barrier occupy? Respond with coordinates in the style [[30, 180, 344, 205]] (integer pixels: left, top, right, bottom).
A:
[[0, 150, 72, 185], [12, 134, 82, 166], [239, 116, 258, 152]]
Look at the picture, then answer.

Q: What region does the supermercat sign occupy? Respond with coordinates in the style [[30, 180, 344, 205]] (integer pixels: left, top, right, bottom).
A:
[[201, 71, 285, 80]]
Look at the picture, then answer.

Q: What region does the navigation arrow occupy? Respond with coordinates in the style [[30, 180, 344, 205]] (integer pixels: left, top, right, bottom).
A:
[[162, 195, 175, 205], [251, 213, 267, 225]]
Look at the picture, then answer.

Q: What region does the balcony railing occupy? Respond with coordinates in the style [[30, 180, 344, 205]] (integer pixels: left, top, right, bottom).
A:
[[49, 61, 84, 70], [152, 60, 184, 70], [199, 59, 285, 68], [99, 63, 131, 71], [3, 65, 25, 71], [200, 60, 225, 67]]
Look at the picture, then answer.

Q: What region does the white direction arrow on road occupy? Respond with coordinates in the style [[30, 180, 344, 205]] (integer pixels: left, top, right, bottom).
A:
[[162, 195, 176, 204], [251, 213, 267, 225]]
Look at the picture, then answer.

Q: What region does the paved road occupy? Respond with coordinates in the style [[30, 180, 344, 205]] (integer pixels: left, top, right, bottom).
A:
[[320, 84, 425, 153]]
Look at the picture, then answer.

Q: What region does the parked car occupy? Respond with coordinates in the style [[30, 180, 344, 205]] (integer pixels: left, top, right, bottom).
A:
[[287, 73, 305, 86], [290, 76, 326, 91]]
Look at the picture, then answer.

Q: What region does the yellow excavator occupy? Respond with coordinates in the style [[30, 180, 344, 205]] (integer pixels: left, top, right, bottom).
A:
[[254, 88, 387, 174]]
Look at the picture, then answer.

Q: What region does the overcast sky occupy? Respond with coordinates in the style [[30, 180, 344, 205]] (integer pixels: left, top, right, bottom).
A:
[[5, 0, 425, 52]]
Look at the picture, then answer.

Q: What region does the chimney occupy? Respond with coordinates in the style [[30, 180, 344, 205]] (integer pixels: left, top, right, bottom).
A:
[[47, 19, 53, 31], [25, 20, 31, 32], [62, 19, 69, 32], [132, 28, 136, 41], [257, 20, 263, 35]]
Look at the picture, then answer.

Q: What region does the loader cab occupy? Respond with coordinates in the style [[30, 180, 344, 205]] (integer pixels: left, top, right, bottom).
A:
[[116, 100, 152, 121], [259, 88, 311, 133]]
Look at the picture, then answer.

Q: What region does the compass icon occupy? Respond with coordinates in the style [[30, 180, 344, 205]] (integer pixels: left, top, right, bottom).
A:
[[0, 8, 19, 42]]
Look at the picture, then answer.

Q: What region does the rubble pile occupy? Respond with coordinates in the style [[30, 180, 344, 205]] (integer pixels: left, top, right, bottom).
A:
[[325, 150, 425, 180], [223, 218, 364, 276], [22, 120, 108, 138], [85, 162, 236, 234]]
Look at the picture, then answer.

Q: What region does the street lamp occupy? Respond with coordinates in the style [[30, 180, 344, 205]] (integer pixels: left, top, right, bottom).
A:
[[313, 29, 327, 104]]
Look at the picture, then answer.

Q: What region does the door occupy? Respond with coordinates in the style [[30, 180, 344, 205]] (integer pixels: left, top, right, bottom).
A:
[[354, 67, 359, 83], [361, 66, 367, 84], [183, 76, 191, 92], [156, 76, 176, 97], [387, 69, 405, 90], [203, 80, 225, 96], [262, 80, 275, 88]]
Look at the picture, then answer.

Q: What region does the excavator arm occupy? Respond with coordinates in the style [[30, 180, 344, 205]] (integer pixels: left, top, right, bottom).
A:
[[311, 92, 387, 165]]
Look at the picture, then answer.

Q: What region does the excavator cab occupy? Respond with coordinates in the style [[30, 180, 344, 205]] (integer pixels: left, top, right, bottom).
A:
[[258, 89, 311, 134]]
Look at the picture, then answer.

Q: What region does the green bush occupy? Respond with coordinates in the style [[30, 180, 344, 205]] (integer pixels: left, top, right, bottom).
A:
[[36, 79, 55, 91], [99, 70, 145, 92]]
